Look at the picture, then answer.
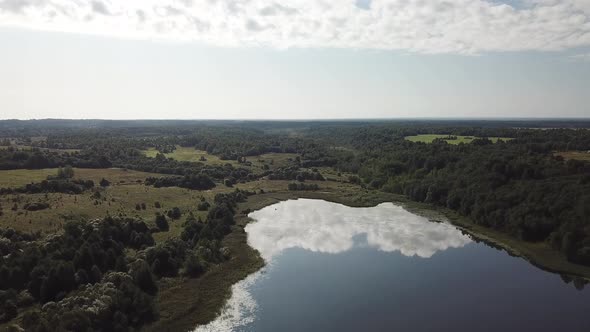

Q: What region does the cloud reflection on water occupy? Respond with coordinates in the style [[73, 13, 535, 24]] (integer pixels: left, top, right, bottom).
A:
[[247, 199, 471, 260], [195, 199, 471, 332]]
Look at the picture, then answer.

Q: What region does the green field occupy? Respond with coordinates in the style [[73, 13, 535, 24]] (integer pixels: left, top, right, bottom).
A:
[[0, 167, 162, 188], [144, 147, 230, 164], [143, 146, 299, 172], [0, 167, 340, 236], [405, 134, 512, 144]]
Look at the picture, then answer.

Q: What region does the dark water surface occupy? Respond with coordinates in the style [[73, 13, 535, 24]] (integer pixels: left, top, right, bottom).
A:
[[196, 199, 590, 332]]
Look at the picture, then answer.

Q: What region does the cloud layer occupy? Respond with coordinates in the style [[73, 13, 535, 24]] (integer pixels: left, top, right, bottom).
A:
[[1, 0, 590, 54]]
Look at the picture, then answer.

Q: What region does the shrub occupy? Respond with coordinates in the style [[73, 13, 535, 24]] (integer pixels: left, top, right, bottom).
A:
[[197, 201, 210, 211], [155, 214, 169, 232], [167, 207, 182, 220], [183, 252, 205, 278]]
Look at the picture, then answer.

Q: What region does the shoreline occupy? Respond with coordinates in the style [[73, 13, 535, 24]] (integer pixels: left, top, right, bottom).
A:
[[149, 188, 590, 331]]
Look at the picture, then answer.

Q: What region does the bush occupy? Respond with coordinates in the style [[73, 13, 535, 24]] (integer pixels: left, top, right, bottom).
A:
[[24, 202, 50, 211], [183, 252, 205, 278], [197, 201, 210, 211], [167, 207, 182, 220], [288, 183, 319, 191], [155, 214, 169, 231]]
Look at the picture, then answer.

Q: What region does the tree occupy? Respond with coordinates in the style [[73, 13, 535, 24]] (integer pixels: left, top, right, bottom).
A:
[[167, 207, 182, 220], [131, 260, 157, 295], [62, 165, 75, 179], [183, 252, 205, 278], [197, 201, 210, 211], [57, 166, 75, 179], [155, 214, 169, 231], [90, 265, 102, 284], [0, 300, 17, 323]]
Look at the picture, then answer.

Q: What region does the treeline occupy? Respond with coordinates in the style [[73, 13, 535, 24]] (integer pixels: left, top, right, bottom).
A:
[[267, 166, 326, 181], [145, 174, 216, 191], [0, 179, 95, 195], [309, 126, 590, 266], [288, 183, 320, 191], [0, 148, 111, 170], [178, 127, 299, 159]]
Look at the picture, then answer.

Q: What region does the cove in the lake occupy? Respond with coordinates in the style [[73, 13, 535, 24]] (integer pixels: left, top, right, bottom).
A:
[[196, 199, 590, 332]]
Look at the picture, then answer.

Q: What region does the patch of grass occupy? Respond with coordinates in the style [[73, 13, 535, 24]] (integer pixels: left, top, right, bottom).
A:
[[405, 134, 512, 144], [555, 151, 590, 161], [143, 146, 232, 165], [0, 170, 235, 235], [142, 146, 299, 174], [0, 168, 163, 188], [0, 183, 239, 236]]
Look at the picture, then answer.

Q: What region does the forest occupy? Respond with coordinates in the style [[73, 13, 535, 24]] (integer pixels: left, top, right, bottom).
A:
[[0, 119, 589, 330]]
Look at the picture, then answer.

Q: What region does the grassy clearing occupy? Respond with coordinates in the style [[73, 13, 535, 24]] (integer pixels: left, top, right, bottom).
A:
[[555, 151, 590, 161], [405, 134, 512, 144], [0, 168, 163, 188], [144, 147, 230, 165], [0, 167, 235, 235], [0, 183, 237, 236], [142, 146, 299, 174]]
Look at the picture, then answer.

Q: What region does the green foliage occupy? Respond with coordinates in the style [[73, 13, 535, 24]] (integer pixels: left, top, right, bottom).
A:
[[197, 201, 210, 211], [56, 165, 75, 179], [183, 252, 205, 278], [99, 178, 110, 187], [155, 214, 169, 231], [288, 182, 319, 191], [145, 174, 216, 190], [167, 207, 182, 220]]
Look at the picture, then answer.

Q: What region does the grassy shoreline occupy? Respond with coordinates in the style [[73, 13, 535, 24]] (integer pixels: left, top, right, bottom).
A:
[[150, 187, 590, 331]]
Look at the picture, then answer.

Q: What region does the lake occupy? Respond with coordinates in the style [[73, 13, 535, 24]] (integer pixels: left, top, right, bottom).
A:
[[196, 199, 590, 332]]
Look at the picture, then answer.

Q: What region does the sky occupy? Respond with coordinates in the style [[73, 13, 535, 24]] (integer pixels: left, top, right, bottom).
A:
[[1, 0, 589, 120]]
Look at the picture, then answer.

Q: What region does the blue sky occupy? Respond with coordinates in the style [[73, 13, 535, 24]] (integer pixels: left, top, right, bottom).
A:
[[1, 0, 589, 119]]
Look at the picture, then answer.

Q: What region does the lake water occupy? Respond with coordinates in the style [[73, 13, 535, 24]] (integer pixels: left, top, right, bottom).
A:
[[196, 199, 590, 332]]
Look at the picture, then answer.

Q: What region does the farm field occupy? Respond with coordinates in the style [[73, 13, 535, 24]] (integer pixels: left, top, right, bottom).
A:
[[404, 134, 512, 144]]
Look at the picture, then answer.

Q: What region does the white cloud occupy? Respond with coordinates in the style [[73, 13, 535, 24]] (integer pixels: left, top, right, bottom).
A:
[[1, 0, 589, 54]]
